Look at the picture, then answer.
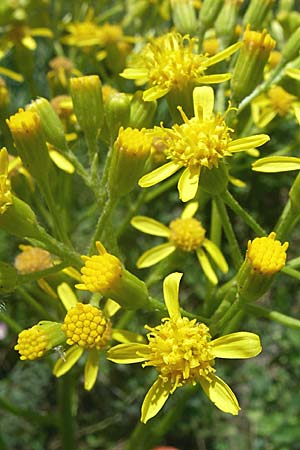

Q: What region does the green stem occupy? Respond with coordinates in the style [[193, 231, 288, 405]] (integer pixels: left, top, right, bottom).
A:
[[287, 256, 300, 269], [246, 303, 300, 329], [116, 191, 146, 238], [274, 199, 300, 241], [214, 195, 243, 269], [58, 373, 76, 450], [210, 199, 222, 246], [0, 396, 57, 425], [16, 287, 56, 321], [0, 311, 22, 333], [222, 190, 266, 236], [18, 262, 69, 284], [145, 173, 180, 203], [281, 266, 300, 281], [89, 195, 117, 254]]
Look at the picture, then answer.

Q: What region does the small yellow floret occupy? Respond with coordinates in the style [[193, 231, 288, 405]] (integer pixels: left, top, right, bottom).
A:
[[7, 108, 40, 136], [62, 303, 111, 349], [246, 232, 288, 275], [144, 317, 215, 389], [169, 217, 206, 251], [14, 245, 53, 274], [267, 86, 296, 116], [77, 242, 122, 293], [15, 325, 50, 360], [116, 127, 152, 157], [243, 27, 276, 53]]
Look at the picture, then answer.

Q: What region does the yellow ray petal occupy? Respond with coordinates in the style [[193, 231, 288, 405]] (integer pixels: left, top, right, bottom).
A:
[[21, 36, 36, 50], [30, 28, 54, 38], [141, 377, 172, 423], [206, 41, 242, 67], [84, 348, 100, 391], [163, 272, 183, 320], [0, 67, 23, 82], [181, 201, 199, 219], [178, 166, 200, 202], [57, 282, 78, 310], [120, 68, 149, 80], [228, 135, 270, 152], [293, 103, 300, 125], [111, 329, 146, 344], [196, 248, 218, 285], [106, 343, 150, 363], [53, 345, 84, 377], [137, 243, 176, 268], [103, 298, 121, 318], [49, 150, 75, 174], [202, 239, 228, 273], [252, 156, 300, 173], [143, 85, 170, 101], [199, 374, 240, 415], [139, 161, 181, 188], [193, 86, 214, 120], [198, 73, 231, 84], [131, 216, 170, 237], [211, 332, 262, 359]]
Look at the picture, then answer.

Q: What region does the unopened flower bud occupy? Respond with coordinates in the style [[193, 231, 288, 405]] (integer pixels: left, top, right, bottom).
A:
[[231, 27, 276, 103], [199, 0, 224, 29], [171, 0, 197, 35], [76, 241, 149, 309], [281, 27, 300, 63], [109, 127, 152, 198], [105, 92, 131, 142], [243, 0, 274, 30], [129, 91, 157, 129], [215, 0, 244, 44], [6, 109, 51, 183], [28, 97, 68, 152], [70, 75, 104, 144], [237, 232, 288, 302]]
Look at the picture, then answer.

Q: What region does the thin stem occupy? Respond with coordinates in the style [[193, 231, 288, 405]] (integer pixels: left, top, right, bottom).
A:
[[58, 373, 76, 450], [144, 173, 180, 203], [0, 311, 22, 333], [281, 266, 300, 281], [246, 303, 300, 330], [274, 199, 300, 241], [116, 191, 146, 238], [214, 195, 243, 269], [0, 396, 57, 425], [222, 190, 266, 236], [287, 256, 300, 269], [89, 195, 117, 254], [16, 287, 56, 321]]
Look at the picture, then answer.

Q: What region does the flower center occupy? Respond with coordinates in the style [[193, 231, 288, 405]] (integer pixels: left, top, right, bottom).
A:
[[164, 114, 231, 169], [268, 86, 295, 116], [169, 217, 206, 251], [80, 252, 122, 293], [144, 317, 215, 389], [62, 303, 111, 350], [14, 245, 53, 274], [247, 232, 288, 275], [139, 32, 210, 90], [15, 322, 64, 360]]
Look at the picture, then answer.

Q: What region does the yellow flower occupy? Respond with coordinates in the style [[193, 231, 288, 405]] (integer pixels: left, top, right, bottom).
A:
[[107, 272, 262, 423], [131, 201, 228, 285], [246, 232, 288, 276], [53, 283, 144, 390], [0, 147, 12, 214], [251, 86, 300, 128], [139, 86, 270, 201], [0, 23, 53, 58], [120, 31, 241, 101]]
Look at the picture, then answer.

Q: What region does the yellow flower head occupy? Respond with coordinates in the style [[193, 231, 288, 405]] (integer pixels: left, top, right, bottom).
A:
[[107, 273, 262, 423], [139, 86, 270, 201], [246, 232, 288, 276], [0, 147, 12, 214], [243, 27, 276, 55], [131, 201, 228, 285], [7, 108, 41, 138], [63, 302, 111, 350], [15, 321, 65, 361], [14, 245, 53, 274], [76, 241, 122, 293], [121, 31, 241, 101]]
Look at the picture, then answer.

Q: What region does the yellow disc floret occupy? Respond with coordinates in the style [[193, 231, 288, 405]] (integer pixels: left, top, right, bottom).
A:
[[246, 232, 288, 275], [169, 217, 206, 251], [267, 86, 296, 116], [14, 245, 53, 274], [144, 317, 215, 389], [62, 303, 111, 350], [243, 27, 276, 54], [164, 113, 232, 169]]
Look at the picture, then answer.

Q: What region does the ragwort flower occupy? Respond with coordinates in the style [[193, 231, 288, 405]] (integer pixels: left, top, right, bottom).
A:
[[131, 201, 228, 284], [107, 272, 262, 423], [120, 31, 241, 101], [139, 86, 270, 201]]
